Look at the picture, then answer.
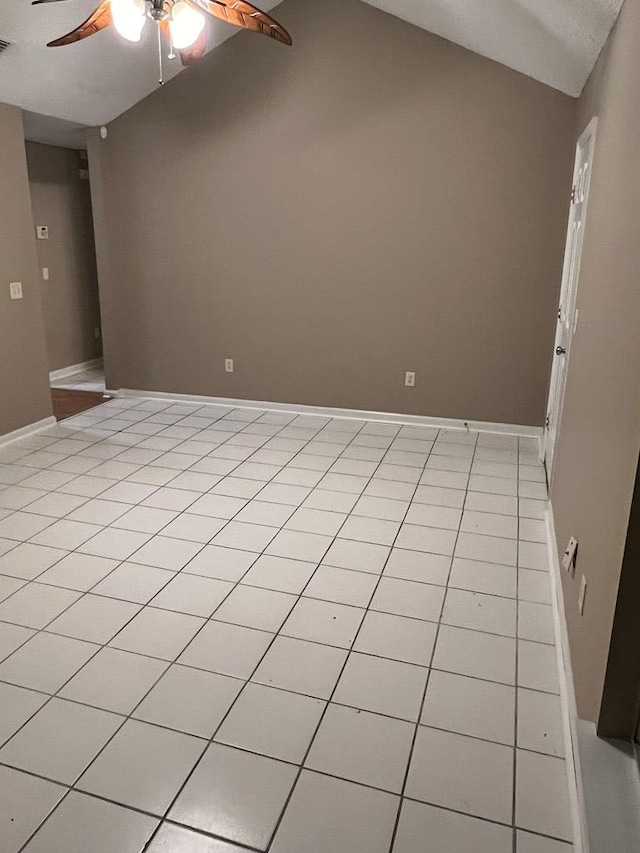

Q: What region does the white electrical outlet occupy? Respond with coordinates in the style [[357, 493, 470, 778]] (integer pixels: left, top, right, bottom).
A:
[[9, 282, 23, 300], [225, 359, 234, 373], [561, 536, 578, 573], [405, 371, 416, 387], [36, 226, 49, 240], [578, 575, 587, 614], [42, 267, 49, 281]]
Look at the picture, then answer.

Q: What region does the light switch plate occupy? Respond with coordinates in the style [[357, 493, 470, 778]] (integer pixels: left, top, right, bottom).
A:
[[9, 282, 23, 300], [562, 536, 578, 573], [42, 267, 49, 281]]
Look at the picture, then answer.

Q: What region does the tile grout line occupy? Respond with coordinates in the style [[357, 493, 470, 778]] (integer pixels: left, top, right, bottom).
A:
[[0, 745, 574, 853], [1, 405, 402, 644], [0, 672, 565, 759], [0, 625, 563, 703], [0, 400, 554, 851], [511, 436, 523, 853], [2, 405, 278, 848], [138, 414, 404, 852], [0, 422, 549, 672], [257, 426, 441, 852], [0, 490, 550, 566], [10, 406, 367, 852], [2, 411, 286, 848], [0, 431, 544, 522], [386, 426, 477, 852], [0, 418, 552, 687], [0, 447, 548, 606], [0, 405, 351, 638]]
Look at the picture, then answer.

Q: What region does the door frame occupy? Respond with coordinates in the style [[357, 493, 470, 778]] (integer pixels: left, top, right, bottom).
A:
[[597, 455, 640, 741], [543, 116, 598, 480]]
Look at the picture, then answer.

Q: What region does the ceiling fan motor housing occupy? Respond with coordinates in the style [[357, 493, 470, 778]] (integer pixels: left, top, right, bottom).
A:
[[149, 0, 170, 22]]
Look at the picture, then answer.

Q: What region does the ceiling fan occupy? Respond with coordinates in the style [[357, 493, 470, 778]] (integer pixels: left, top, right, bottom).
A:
[[32, 0, 292, 76]]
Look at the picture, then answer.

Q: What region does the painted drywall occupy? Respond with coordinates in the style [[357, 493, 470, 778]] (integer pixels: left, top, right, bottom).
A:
[[0, 104, 52, 436], [26, 142, 102, 372], [551, 0, 640, 723], [89, 0, 575, 425]]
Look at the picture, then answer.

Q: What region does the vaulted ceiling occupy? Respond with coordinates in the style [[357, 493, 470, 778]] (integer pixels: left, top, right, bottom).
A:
[[367, 0, 623, 96], [0, 0, 283, 129], [0, 0, 624, 140]]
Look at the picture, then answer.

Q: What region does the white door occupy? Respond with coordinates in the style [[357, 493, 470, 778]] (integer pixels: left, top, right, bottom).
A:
[[544, 117, 597, 480]]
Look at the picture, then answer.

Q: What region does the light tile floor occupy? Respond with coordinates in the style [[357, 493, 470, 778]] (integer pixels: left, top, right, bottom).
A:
[[0, 396, 573, 852]]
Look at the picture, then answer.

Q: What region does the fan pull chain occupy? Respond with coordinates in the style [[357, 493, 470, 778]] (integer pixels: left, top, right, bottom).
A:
[[157, 23, 164, 85], [168, 28, 176, 61]]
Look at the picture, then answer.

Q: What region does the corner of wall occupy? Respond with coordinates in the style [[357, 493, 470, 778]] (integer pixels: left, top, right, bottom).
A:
[[0, 103, 53, 436], [86, 128, 114, 390]]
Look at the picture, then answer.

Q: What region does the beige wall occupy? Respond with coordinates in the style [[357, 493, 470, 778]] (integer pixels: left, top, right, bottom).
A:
[[0, 105, 52, 436], [89, 0, 575, 425], [552, 0, 640, 722], [26, 142, 102, 372]]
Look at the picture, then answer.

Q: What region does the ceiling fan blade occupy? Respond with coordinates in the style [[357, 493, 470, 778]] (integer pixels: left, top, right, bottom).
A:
[[47, 0, 112, 47], [188, 0, 292, 46], [179, 28, 208, 66], [32, 1, 72, 5]]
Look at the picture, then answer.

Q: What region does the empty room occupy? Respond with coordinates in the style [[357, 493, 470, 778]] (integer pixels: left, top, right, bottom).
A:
[[1, 1, 640, 852]]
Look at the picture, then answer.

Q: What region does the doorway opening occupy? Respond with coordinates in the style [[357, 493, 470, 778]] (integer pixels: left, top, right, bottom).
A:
[[25, 138, 109, 420]]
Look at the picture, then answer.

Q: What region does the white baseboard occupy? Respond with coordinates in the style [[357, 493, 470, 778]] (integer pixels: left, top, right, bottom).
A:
[[0, 416, 57, 448], [50, 358, 103, 383], [109, 388, 543, 439], [545, 503, 589, 853], [538, 432, 547, 462]]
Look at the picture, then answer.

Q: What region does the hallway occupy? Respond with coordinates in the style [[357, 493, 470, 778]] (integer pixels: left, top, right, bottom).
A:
[[50, 364, 109, 421]]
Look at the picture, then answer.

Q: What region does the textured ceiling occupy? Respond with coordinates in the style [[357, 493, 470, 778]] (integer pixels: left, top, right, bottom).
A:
[[366, 0, 623, 96], [0, 0, 281, 130], [0, 0, 624, 146]]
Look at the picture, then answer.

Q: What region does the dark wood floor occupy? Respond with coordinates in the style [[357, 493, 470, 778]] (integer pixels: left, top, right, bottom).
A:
[[51, 389, 111, 421]]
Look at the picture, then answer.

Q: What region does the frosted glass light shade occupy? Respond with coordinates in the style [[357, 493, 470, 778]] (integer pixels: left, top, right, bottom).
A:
[[111, 0, 147, 43], [169, 1, 205, 49]]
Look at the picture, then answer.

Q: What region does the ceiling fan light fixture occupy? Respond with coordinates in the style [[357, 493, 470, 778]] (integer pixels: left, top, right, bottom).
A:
[[169, 1, 205, 50], [111, 0, 146, 43]]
